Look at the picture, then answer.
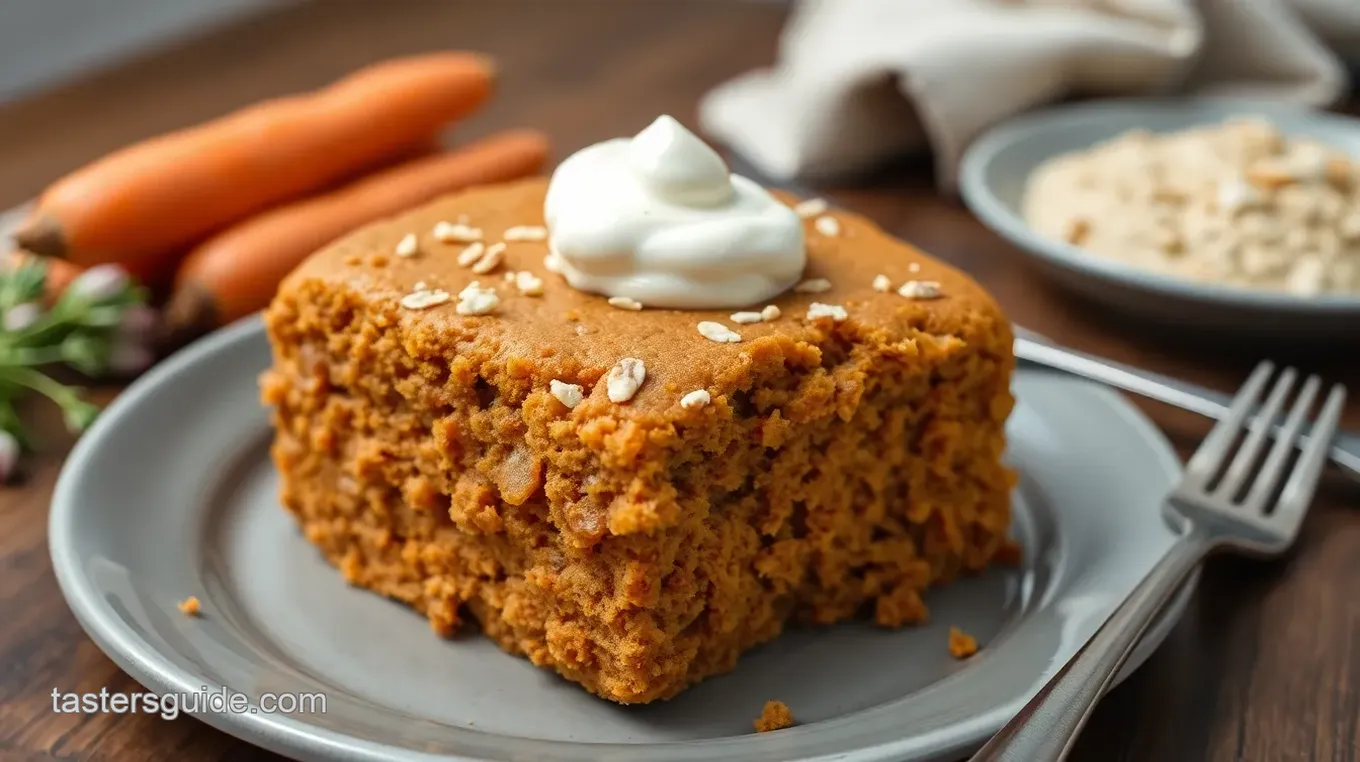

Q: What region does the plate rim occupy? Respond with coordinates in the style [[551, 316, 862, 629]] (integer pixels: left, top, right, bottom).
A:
[[958, 96, 1360, 315], [48, 316, 1193, 762]]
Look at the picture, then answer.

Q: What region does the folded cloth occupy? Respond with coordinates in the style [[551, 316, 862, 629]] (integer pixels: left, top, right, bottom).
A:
[[698, 0, 1360, 192]]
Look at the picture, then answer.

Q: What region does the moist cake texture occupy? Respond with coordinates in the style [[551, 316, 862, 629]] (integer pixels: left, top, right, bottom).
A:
[[261, 177, 1015, 704]]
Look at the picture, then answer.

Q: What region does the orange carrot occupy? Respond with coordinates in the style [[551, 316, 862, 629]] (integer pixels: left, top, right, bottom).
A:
[[129, 140, 448, 293], [16, 52, 496, 271], [5, 250, 85, 303], [164, 129, 549, 337]]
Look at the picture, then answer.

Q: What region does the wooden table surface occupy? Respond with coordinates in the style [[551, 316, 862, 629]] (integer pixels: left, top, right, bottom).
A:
[[1, 2, 1357, 761]]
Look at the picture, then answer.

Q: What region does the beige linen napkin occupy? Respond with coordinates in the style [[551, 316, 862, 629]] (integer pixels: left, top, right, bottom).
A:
[[698, 0, 1360, 192]]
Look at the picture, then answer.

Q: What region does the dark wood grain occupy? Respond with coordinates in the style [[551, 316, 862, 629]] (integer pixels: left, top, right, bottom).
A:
[[1, 2, 1357, 761]]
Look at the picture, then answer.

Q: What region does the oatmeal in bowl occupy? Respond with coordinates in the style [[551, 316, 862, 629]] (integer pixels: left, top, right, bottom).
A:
[[1022, 117, 1360, 297], [959, 99, 1360, 337]]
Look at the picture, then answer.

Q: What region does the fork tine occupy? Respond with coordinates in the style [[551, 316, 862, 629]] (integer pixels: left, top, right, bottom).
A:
[[1265, 383, 1348, 522], [1243, 375, 1320, 513], [1185, 361, 1274, 483], [1215, 367, 1295, 501]]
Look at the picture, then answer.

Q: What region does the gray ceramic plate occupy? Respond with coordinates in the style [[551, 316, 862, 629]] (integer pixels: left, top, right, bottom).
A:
[[50, 317, 1193, 762], [958, 98, 1360, 338]]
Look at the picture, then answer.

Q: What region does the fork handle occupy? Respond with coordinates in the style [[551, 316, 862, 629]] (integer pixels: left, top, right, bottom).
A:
[[970, 528, 1211, 762]]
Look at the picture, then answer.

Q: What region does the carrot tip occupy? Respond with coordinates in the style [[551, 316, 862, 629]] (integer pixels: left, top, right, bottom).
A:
[[162, 282, 218, 347], [12, 215, 66, 259]]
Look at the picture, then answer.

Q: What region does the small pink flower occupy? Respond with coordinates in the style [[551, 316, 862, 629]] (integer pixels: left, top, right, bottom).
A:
[[0, 431, 18, 484], [116, 304, 159, 339], [108, 340, 155, 375], [2, 302, 41, 332], [69, 265, 130, 302]]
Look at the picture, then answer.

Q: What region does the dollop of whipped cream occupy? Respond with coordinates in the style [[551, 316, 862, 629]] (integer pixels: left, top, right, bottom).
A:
[[543, 115, 805, 309]]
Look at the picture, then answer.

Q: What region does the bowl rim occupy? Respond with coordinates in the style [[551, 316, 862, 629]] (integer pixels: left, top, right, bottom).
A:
[[958, 96, 1360, 315]]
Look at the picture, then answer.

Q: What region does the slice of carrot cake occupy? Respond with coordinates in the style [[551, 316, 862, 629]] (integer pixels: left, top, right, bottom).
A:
[[261, 116, 1015, 703]]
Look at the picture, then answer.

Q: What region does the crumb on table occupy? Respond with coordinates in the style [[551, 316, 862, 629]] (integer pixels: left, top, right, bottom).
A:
[[754, 700, 795, 732], [948, 626, 978, 659], [177, 596, 202, 617]]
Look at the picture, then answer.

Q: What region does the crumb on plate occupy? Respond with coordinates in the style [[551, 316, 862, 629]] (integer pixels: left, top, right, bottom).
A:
[[948, 626, 978, 659], [754, 699, 795, 732], [177, 596, 202, 617]]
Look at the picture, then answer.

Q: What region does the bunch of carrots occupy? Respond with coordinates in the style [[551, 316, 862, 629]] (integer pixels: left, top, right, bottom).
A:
[[0, 52, 548, 481], [9, 51, 549, 342]]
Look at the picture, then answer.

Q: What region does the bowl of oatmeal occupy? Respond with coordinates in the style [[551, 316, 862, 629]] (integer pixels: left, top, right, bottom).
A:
[[959, 98, 1360, 337]]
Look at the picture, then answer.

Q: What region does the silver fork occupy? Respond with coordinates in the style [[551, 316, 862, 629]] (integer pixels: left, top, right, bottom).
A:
[[1012, 327, 1360, 483], [972, 361, 1347, 762]]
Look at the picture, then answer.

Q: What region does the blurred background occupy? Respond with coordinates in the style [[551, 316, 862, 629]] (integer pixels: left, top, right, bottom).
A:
[[0, 0, 276, 101]]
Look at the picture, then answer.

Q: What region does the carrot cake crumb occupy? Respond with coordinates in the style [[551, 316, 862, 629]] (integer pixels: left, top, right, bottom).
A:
[[995, 538, 1024, 567], [177, 596, 202, 617], [754, 700, 795, 732], [948, 626, 978, 659]]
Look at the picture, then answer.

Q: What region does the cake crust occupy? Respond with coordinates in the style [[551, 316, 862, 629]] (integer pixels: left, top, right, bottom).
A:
[[262, 177, 1015, 703]]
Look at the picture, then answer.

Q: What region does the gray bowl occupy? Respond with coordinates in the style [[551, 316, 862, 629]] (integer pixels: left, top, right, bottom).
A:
[[958, 98, 1360, 339]]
